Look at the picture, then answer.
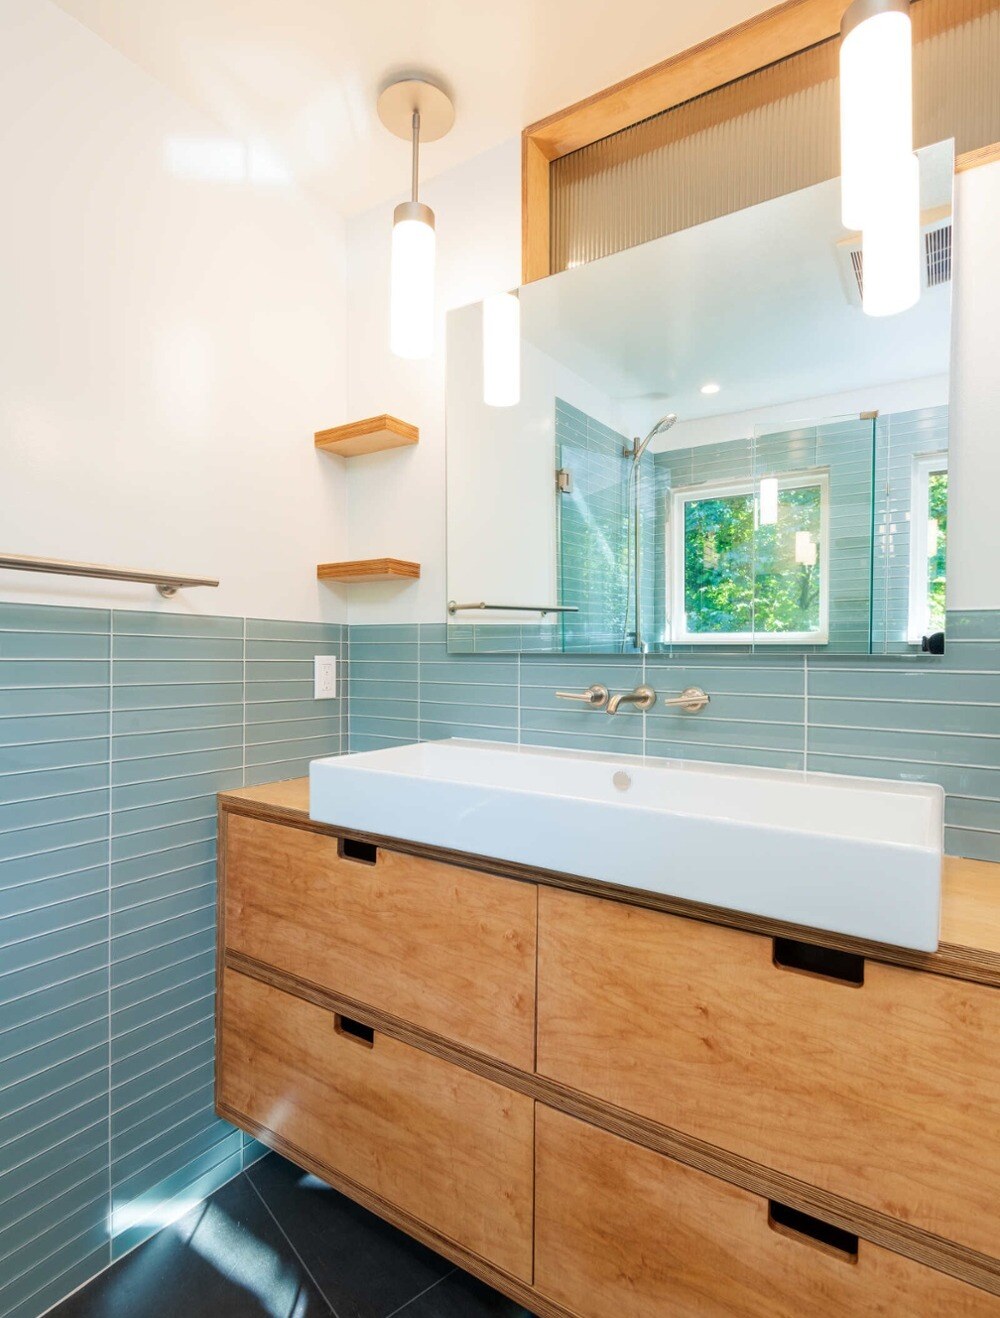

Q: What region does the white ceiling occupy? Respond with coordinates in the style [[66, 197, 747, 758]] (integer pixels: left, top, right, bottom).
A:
[[51, 0, 776, 216]]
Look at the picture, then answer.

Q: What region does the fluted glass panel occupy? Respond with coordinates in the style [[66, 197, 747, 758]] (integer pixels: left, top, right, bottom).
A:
[[551, 0, 1000, 272]]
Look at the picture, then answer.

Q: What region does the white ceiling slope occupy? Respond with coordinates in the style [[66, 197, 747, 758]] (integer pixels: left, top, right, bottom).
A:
[[51, 0, 775, 216]]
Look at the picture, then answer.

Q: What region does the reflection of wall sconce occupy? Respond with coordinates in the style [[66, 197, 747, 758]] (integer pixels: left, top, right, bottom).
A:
[[795, 531, 818, 566], [839, 0, 919, 317], [927, 518, 939, 555], [483, 291, 520, 407], [703, 536, 719, 569], [758, 477, 779, 526], [378, 77, 455, 360]]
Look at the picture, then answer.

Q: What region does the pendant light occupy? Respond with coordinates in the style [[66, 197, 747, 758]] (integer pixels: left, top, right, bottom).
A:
[[839, 0, 920, 318], [482, 291, 520, 407], [378, 77, 455, 360], [840, 0, 913, 231]]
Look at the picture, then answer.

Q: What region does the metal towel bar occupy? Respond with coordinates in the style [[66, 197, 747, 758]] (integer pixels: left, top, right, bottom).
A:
[[0, 553, 219, 599], [447, 600, 578, 617]]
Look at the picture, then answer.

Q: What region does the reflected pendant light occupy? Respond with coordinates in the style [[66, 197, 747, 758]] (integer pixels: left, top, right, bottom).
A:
[[378, 77, 455, 360], [840, 0, 920, 318], [863, 150, 921, 316], [482, 291, 520, 407], [758, 477, 779, 526]]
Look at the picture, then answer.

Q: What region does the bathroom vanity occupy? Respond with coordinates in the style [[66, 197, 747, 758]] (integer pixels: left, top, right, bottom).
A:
[[215, 772, 1000, 1317]]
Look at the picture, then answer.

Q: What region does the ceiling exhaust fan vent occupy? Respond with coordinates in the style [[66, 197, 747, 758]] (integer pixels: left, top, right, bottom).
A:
[[925, 223, 952, 286], [836, 217, 952, 306]]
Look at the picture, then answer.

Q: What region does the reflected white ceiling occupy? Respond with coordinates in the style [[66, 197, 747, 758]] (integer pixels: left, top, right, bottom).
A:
[[51, 0, 775, 216], [519, 143, 954, 433]]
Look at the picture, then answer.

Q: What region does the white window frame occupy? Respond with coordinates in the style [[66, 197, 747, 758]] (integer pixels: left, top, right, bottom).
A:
[[667, 472, 830, 646], [907, 452, 948, 645]]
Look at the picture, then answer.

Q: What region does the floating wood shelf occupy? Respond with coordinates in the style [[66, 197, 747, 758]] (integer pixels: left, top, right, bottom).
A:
[[317, 559, 421, 584], [315, 415, 418, 458]]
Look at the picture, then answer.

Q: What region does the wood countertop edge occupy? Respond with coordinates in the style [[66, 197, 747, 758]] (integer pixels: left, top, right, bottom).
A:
[[218, 779, 1000, 986]]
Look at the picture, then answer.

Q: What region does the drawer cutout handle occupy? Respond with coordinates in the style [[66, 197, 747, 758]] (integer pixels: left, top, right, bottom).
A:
[[768, 1201, 858, 1263], [773, 938, 864, 986], [339, 837, 378, 865], [334, 1014, 375, 1047]]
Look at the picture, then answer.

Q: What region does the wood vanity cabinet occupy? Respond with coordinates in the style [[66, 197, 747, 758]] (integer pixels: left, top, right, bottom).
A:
[[536, 885, 1000, 1258], [216, 784, 1000, 1317]]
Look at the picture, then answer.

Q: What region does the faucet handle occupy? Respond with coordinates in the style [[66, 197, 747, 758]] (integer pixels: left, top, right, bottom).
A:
[[661, 686, 710, 713], [556, 684, 609, 708]]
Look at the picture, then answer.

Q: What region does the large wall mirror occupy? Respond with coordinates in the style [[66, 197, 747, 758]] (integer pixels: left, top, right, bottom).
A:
[[446, 140, 954, 656]]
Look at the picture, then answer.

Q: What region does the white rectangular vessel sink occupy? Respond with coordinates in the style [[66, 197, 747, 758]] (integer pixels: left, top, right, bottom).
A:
[[309, 739, 943, 952]]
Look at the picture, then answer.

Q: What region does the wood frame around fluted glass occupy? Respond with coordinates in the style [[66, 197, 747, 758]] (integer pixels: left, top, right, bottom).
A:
[[521, 0, 1000, 283]]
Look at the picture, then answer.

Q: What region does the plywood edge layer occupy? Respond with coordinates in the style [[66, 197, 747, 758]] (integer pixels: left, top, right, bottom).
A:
[[316, 558, 421, 582], [315, 414, 418, 457]]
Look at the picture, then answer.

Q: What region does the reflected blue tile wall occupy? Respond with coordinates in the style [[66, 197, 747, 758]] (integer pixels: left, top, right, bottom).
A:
[[349, 612, 1000, 863], [0, 604, 342, 1318]]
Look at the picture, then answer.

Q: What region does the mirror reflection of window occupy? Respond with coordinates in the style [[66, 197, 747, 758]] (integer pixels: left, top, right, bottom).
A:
[[669, 475, 829, 644], [909, 454, 948, 642]]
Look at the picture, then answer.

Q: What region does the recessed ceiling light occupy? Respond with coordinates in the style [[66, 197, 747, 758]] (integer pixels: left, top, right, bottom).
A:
[[700, 382, 721, 395]]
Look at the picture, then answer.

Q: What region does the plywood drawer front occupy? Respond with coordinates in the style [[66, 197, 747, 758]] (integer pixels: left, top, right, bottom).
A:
[[537, 886, 1000, 1258], [224, 812, 536, 1068], [535, 1105, 1000, 1318], [218, 968, 534, 1281]]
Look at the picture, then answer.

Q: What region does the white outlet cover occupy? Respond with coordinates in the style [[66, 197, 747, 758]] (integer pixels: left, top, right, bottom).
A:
[[314, 655, 337, 699]]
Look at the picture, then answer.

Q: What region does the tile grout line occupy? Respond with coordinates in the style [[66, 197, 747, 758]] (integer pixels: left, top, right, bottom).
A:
[[241, 616, 247, 789], [383, 1268, 460, 1318], [244, 1171, 340, 1317], [106, 609, 114, 1265], [803, 655, 810, 770]]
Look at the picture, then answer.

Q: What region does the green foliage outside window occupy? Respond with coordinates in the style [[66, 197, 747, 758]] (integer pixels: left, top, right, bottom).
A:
[[927, 470, 948, 633], [682, 484, 822, 635]]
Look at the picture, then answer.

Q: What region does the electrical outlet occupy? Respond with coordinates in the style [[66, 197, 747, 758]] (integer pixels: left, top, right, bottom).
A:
[[314, 655, 337, 699]]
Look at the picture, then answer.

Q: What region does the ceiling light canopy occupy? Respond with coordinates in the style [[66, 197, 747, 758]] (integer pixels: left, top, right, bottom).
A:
[[378, 77, 455, 360]]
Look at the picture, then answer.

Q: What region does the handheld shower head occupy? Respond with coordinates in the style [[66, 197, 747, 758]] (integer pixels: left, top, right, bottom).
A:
[[633, 412, 678, 460]]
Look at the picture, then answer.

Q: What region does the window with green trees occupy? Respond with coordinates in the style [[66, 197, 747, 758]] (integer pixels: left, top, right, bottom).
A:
[[671, 476, 827, 642]]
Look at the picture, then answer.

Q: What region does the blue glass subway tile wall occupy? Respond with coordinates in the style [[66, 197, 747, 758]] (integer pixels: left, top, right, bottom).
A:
[[0, 603, 343, 1318], [348, 612, 1000, 863]]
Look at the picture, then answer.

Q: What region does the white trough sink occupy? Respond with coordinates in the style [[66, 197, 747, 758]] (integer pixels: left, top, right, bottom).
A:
[[309, 739, 944, 952]]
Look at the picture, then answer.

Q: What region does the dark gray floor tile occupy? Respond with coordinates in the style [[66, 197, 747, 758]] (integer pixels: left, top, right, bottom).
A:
[[247, 1153, 453, 1318], [393, 1269, 537, 1317], [49, 1173, 331, 1318]]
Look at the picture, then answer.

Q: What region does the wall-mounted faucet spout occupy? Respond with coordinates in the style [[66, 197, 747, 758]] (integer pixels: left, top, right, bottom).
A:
[[606, 684, 657, 714]]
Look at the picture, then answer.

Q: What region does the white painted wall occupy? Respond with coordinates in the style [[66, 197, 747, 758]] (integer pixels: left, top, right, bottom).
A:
[[949, 161, 1000, 612], [0, 0, 349, 622], [345, 145, 1000, 621]]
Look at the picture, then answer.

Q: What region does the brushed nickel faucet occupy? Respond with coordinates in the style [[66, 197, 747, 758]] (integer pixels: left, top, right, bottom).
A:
[[607, 684, 710, 715], [607, 684, 657, 714], [557, 683, 710, 715]]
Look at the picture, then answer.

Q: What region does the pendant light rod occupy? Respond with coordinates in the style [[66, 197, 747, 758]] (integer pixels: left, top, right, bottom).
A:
[[378, 76, 454, 360], [411, 110, 421, 203]]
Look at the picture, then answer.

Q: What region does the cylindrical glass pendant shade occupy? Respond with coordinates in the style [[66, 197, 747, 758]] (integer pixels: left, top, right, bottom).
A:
[[390, 201, 435, 359], [840, 0, 913, 230], [482, 291, 521, 407], [863, 151, 921, 317], [758, 477, 779, 526]]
